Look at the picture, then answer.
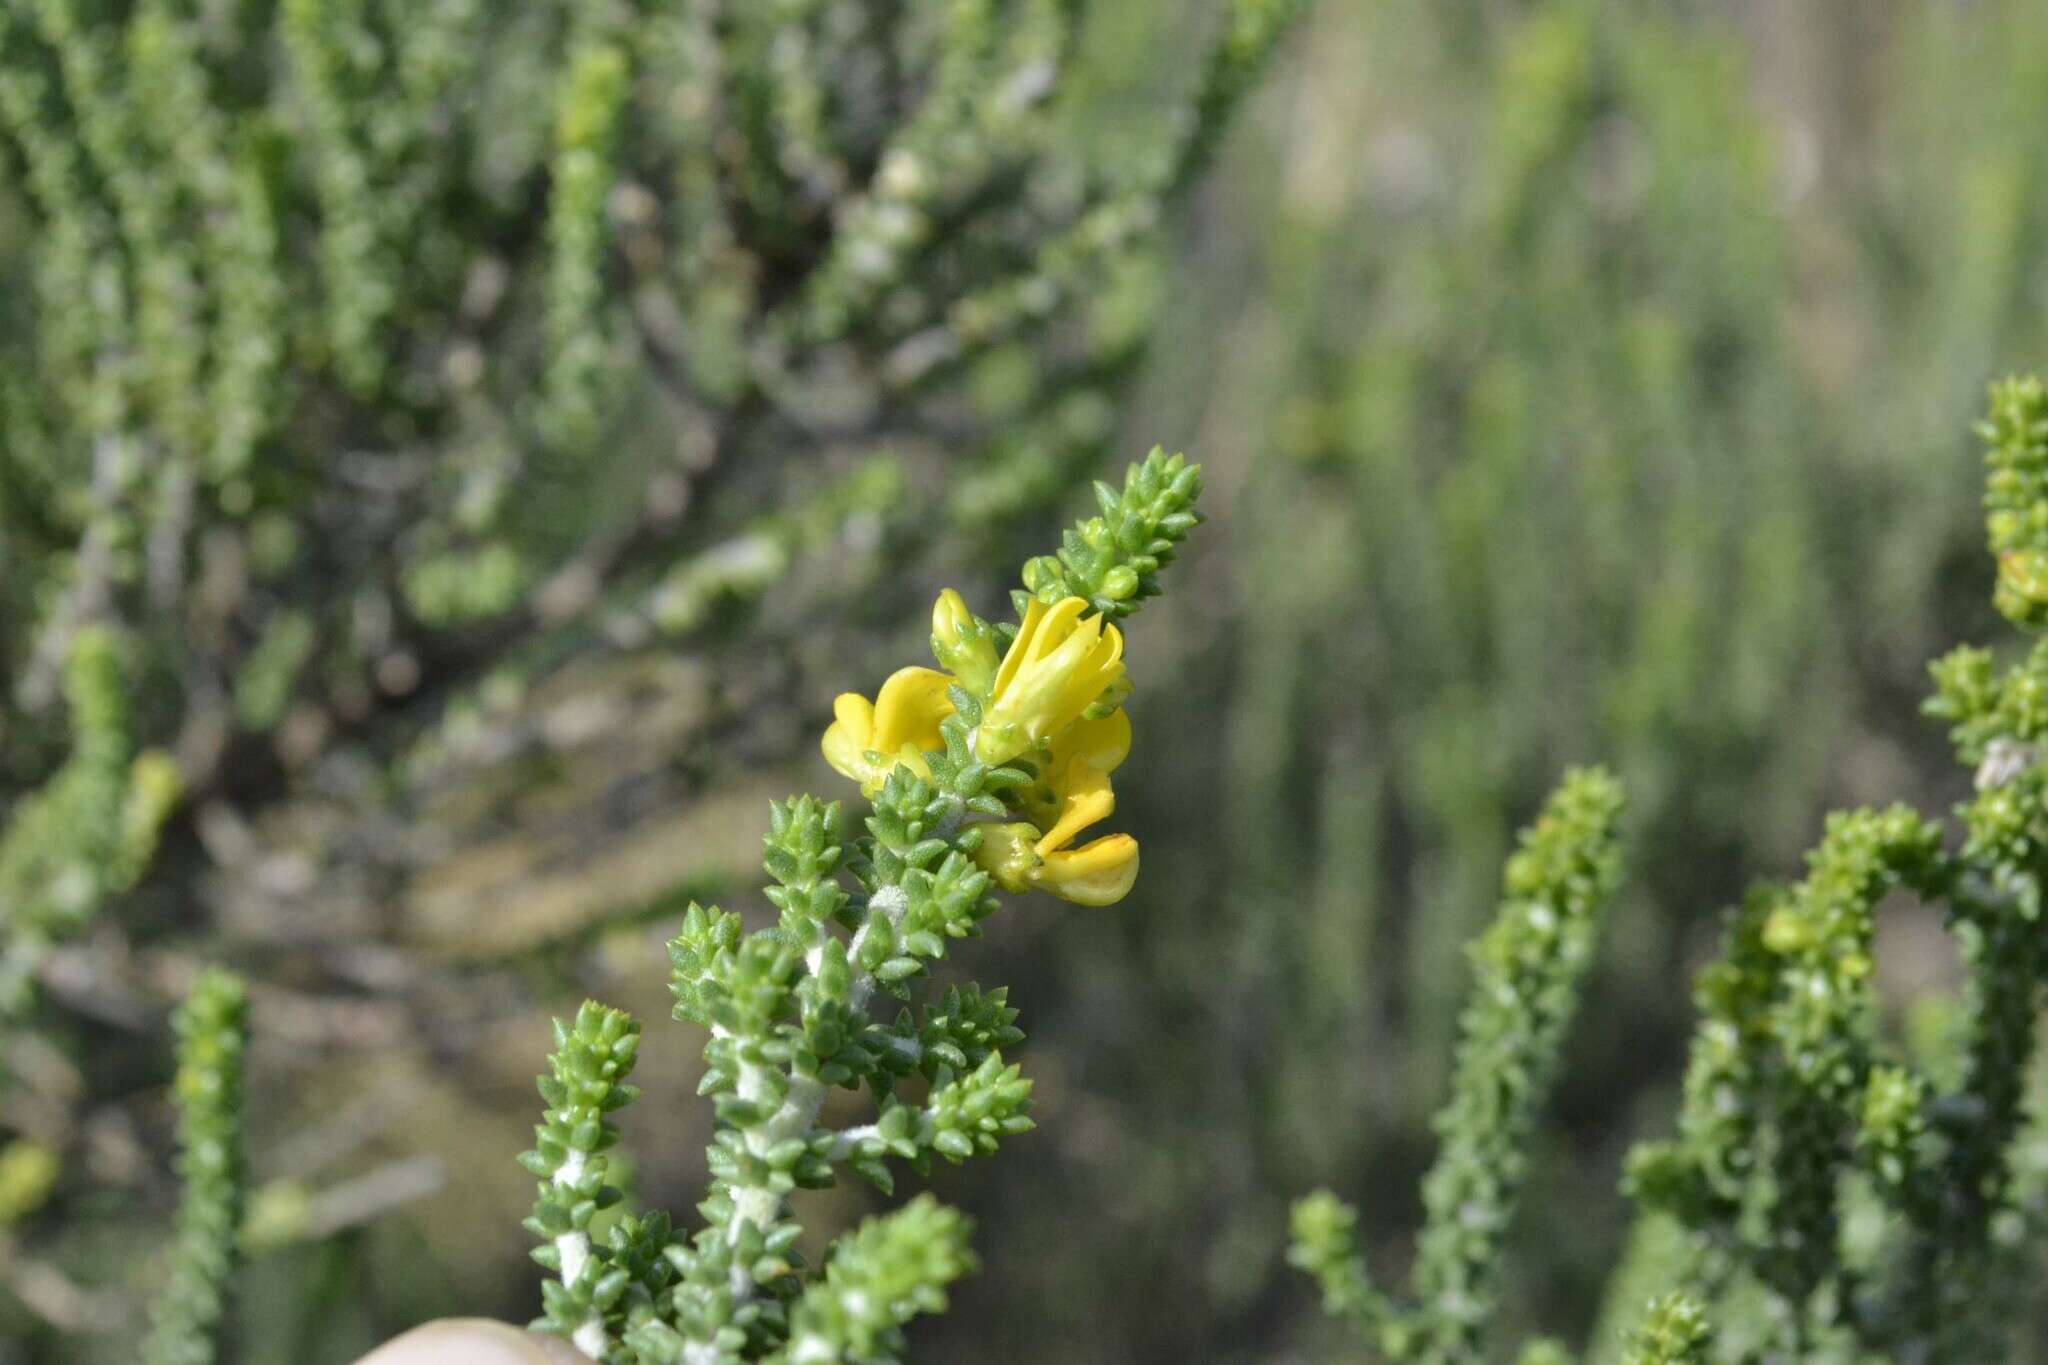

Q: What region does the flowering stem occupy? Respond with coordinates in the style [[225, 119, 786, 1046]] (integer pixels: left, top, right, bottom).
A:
[[520, 451, 1203, 1363]]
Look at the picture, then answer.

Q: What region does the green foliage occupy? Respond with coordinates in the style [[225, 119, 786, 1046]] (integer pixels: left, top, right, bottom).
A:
[[538, 36, 632, 458], [1614, 383, 2048, 1359], [1289, 769, 1626, 1364], [0, 3, 1284, 1355], [1290, 1192, 1393, 1346], [23, 0, 2048, 1359], [1295, 388, 2048, 1361], [1982, 376, 2048, 627], [518, 453, 1198, 1362], [520, 1001, 644, 1357], [1078, 2, 2048, 1357], [0, 627, 178, 1019], [1018, 447, 1203, 621], [771, 1196, 974, 1365], [1618, 1294, 1710, 1365], [0, 0, 1273, 853], [141, 968, 250, 1365], [1120, 9, 1847, 1340], [0, 1140, 59, 1226], [1411, 770, 1625, 1354], [1181, 0, 1307, 182]]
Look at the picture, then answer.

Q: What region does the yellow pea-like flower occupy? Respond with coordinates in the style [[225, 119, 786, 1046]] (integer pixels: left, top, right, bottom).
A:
[[972, 820, 1140, 908], [975, 596, 1125, 765], [822, 666, 955, 796], [1016, 708, 1130, 844], [971, 706, 1136, 905]]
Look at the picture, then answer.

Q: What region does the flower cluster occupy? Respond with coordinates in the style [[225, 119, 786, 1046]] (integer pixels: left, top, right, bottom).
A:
[[822, 590, 1140, 906]]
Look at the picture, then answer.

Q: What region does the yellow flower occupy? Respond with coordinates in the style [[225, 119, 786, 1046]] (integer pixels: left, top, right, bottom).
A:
[[972, 820, 1139, 907], [975, 596, 1125, 765], [822, 666, 955, 795], [970, 707, 1137, 905], [1016, 708, 1130, 845]]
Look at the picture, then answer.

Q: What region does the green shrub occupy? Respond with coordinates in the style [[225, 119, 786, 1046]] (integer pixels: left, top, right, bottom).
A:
[[0, 3, 1288, 1358], [1294, 382, 2048, 1362]]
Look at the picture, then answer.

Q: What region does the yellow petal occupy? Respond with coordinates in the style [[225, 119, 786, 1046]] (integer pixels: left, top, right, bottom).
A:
[[932, 588, 974, 643], [1059, 708, 1132, 775], [1017, 709, 1133, 830], [832, 692, 876, 736], [1098, 615, 1125, 667], [1032, 596, 1089, 652], [992, 597, 1051, 701], [1020, 600, 1092, 693], [1032, 617, 1122, 738], [822, 693, 877, 783], [1035, 760, 1115, 856], [979, 598, 1127, 763], [871, 667, 955, 754], [1032, 834, 1139, 906]]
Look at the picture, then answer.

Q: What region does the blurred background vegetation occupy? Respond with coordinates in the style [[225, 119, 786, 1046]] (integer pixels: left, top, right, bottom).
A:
[[6, 0, 2048, 1361]]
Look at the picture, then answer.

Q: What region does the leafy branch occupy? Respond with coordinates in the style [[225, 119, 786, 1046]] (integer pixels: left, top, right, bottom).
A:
[[520, 450, 1202, 1363]]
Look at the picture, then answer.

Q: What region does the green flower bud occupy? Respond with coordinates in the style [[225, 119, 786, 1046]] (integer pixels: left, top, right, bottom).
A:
[[969, 822, 1043, 894], [929, 589, 1001, 699]]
